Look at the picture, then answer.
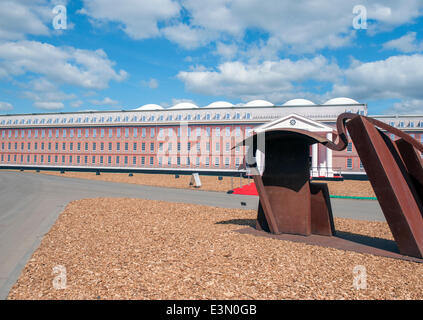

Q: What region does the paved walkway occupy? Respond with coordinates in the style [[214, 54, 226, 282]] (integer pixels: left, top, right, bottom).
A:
[[0, 171, 384, 299]]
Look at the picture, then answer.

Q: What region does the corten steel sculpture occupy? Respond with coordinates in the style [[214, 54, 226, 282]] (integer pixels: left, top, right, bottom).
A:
[[327, 113, 423, 259], [240, 129, 336, 237], [240, 113, 423, 259]]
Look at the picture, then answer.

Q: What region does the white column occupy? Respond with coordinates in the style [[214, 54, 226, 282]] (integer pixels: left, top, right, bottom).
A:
[[326, 132, 333, 177], [312, 144, 318, 177]]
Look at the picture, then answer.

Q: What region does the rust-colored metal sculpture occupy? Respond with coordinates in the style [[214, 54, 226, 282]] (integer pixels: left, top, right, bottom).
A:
[[329, 114, 423, 258], [241, 129, 336, 237], [241, 113, 423, 259]]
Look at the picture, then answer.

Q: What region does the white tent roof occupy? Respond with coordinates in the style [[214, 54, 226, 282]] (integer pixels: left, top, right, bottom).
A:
[[283, 99, 315, 106], [170, 102, 199, 109], [324, 97, 359, 105], [204, 101, 234, 108], [135, 104, 163, 110], [244, 99, 274, 107]]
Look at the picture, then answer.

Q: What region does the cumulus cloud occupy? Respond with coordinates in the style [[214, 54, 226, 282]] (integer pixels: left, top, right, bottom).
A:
[[0, 0, 51, 40], [141, 78, 159, 89], [80, 0, 180, 39], [386, 99, 423, 114], [70, 100, 83, 108], [0, 101, 13, 111], [177, 56, 341, 103], [177, 52, 423, 112], [383, 32, 423, 53], [332, 54, 423, 101], [90, 97, 119, 106], [33, 101, 64, 110], [78, 0, 423, 54], [23, 77, 75, 110], [0, 40, 127, 89]]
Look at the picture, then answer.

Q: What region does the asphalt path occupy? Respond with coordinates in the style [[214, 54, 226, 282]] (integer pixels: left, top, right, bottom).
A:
[[0, 171, 384, 299]]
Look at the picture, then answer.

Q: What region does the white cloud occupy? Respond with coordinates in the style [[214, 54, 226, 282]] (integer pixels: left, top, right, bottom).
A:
[[90, 97, 119, 106], [332, 54, 423, 101], [23, 77, 75, 110], [80, 0, 180, 39], [383, 32, 423, 53], [0, 101, 13, 111], [0, 0, 51, 40], [166, 0, 423, 54], [177, 56, 341, 103], [214, 42, 238, 60], [386, 99, 423, 114], [161, 24, 215, 49], [141, 78, 159, 89], [70, 100, 83, 108], [0, 40, 127, 89], [33, 101, 64, 110], [78, 0, 423, 54]]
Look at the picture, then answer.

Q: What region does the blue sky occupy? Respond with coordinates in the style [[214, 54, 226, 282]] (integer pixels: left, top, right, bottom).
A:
[[0, 0, 422, 115]]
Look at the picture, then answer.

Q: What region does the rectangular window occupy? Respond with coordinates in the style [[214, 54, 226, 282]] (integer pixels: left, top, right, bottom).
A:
[[150, 142, 154, 152], [150, 128, 155, 138], [235, 127, 241, 137], [347, 142, 353, 152], [225, 127, 230, 137], [347, 158, 353, 169]]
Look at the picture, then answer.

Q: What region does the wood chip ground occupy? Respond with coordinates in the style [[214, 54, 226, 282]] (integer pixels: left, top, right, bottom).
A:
[[38, 171, 376, 197], [8, 198, 422, 300]]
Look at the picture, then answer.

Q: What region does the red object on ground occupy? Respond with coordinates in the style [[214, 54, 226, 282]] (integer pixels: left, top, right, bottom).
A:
[[232, 182, 258, 196]]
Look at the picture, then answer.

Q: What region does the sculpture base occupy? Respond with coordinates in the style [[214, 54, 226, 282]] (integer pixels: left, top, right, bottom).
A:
[[235, 227, 423, 263]]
